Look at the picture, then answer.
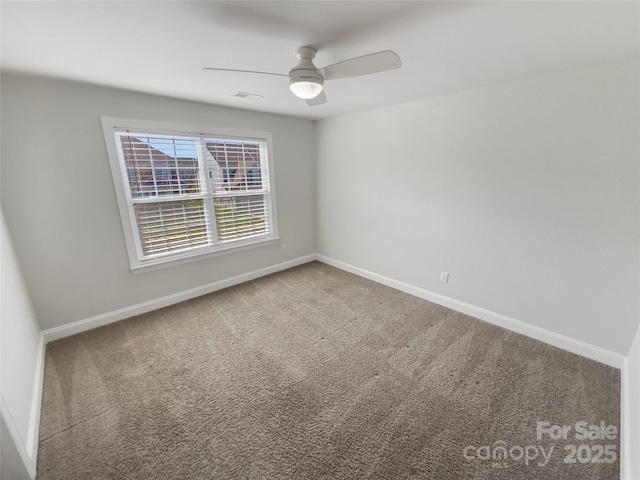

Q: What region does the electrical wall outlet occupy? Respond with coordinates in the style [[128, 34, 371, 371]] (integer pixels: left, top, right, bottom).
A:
[[281, 244, 287, 253], [440, 271, 449, 283]]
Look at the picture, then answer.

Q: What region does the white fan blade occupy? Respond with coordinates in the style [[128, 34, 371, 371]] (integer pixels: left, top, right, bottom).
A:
[[305, 91, 327, 107], [321, 50, 401, 80], [202, 67, 287, 77]]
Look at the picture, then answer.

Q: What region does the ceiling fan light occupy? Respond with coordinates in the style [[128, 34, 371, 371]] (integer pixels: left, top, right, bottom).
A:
[[289, 79, 323, 99]]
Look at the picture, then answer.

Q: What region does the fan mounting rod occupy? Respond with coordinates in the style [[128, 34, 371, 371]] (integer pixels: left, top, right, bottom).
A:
[[295, 46, 316, 60]]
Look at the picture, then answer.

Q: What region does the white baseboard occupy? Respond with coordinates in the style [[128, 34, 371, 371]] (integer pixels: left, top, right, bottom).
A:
[[621, 324, 640, 480], [315, 255, 625, 369], [1, 395, 37, 479], [25, 334, 45, 464], [621, 357, 629, 480], [0, 336, 44, 480], [42, 255, 316, 343], [41, 252, 625, 367]]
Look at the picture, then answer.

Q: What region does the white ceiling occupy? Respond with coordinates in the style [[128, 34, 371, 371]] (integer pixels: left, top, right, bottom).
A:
[[2, 1, 638, 120]]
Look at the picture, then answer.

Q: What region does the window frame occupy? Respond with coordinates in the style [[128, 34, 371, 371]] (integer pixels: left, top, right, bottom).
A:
[[101, 117, 279, 273]]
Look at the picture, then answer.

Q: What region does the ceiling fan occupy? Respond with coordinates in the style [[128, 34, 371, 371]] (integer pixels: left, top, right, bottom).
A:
[[203, 46, 401, 107]]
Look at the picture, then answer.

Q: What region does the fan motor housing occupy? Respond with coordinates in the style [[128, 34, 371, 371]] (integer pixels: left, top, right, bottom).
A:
[[288, 58, 324, 84], [289, 70, 324, 86], [288, 54, 324, 99]]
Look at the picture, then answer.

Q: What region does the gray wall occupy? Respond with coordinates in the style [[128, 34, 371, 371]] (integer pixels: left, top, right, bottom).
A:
[[316, 61, 639, 355], [2, 64, 637, 353], [1, 74, 316, 330]]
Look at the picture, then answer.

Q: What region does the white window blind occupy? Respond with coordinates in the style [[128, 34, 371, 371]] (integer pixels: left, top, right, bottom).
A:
[[102, 118, 277, 270]]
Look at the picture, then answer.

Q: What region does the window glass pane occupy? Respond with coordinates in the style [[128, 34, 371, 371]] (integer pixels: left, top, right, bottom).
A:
[[134, 200, 209, 256], [205, 140, 263, 193], [118, 134, 200, 197], [213, 195, 268, 242]]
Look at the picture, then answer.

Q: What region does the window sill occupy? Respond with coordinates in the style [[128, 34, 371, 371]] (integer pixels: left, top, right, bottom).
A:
[[130, 236, 280, 274]]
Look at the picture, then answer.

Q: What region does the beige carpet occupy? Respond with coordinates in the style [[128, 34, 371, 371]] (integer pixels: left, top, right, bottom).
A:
[[36, 262, 620, 479]]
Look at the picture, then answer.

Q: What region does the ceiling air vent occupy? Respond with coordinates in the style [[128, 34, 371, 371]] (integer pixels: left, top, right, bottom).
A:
[[232, 91, 263, 100]]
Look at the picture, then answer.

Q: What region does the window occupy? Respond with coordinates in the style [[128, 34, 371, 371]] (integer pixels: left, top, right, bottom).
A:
[[102, 118, 278, 271]]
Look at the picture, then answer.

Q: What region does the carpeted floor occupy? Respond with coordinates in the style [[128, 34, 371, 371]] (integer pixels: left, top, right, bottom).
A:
[[36, 262, 620, 479]]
